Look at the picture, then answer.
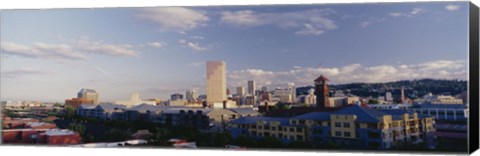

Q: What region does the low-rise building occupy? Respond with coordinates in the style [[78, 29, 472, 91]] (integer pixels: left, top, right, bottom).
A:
[[410, 104, 468, 121], [76, 104, 126, 120], [65, 98, 94, 109], [367, 104, 412, 110], [114, 93, 156, 108], [228, 105, 436, 150], [2, 128, 81, 145]]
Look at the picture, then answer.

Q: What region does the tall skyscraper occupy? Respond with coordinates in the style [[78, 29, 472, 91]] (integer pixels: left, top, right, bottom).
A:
[[206, 61, 227, 106], [186, 90, 198, 101], [77, 88, 99, 104], [247, 80, 256, 96], [400, 86, 405, 103], [314, 75, 330, 108], [288, 82, 296, 103], [236, 86, 246, 97], [261, 86, 268, 93], [171, 93, 183, 101], [385, 91, 393, 101]]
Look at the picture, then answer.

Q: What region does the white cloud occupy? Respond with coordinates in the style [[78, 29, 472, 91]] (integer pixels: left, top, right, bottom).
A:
[[190, 35, 205, 40], [147, 42, 164, 48], [445, 5, 460, 11], [220, 10, 264, 27], [227, 60, 467, 87], [178, 39, 209, 51], [389, 8, 426, 17], [360, 17, 386, 28], [410, 8, 424, 15], [1, 41, 87, 60], [1, 68, 53, 78], [220, 9, 337, 36], [95, 66, 111, 76], [136, 7, 209, 32], [71, 37, 139, 57]]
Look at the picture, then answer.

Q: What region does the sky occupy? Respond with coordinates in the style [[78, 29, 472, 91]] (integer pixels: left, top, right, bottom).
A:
[[0, 2, 470, 102]]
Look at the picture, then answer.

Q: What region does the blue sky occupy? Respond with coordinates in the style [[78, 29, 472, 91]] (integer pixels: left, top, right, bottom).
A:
[[0, 2, 470, 102]]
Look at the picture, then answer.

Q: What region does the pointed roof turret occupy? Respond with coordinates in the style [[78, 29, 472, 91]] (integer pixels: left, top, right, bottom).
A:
[[314, 75, 329, 82]]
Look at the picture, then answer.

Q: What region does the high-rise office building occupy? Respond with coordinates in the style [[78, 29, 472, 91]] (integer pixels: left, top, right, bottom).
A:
[[314, 75, 330, 108], [261, 86, 268, 93], [288, 82, 296, 103], [186, 90, 198, 101], [77, 88, 99, 104], [385, 92, 393, 101], [247, 80, 256, 96], [236, 86, 246, 97], [171, 93, 184, 101], [400, 86, 405, 103], [206, 61, 227, 106]]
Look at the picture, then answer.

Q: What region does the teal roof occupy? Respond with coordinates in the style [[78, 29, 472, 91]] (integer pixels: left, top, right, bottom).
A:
[[332, 105, 387, 123], [291, 112, 330, 121]]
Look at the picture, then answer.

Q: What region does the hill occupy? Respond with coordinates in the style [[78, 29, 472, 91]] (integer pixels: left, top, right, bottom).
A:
[[296, 79, 467, 100]]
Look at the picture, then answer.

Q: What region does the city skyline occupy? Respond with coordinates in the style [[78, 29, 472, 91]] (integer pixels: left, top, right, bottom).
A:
[[0, 2, 470, 102]]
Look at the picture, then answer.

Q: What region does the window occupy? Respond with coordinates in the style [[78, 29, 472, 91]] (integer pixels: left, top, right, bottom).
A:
[[279, 133, 283, 138], [289, 127, 295, 132], [264, 126, 270, 130], [313, 129, 322, 134], [292, 120, 297, 124], [344, 132, 351, 137], [251, 125, 256, 129], [264, 132, 270, 136], [344, 123, 350, 128], [335, 122, 342, 127], [251, 131, 257, 136], [335, 131, 342, 136], [299, 120, 305, 125], [290, 136, 295, 140], [297, 135, 304, 141], [258, 126, 262, 130], [296, 127, 303, 132], [272, 127, 276, 131]]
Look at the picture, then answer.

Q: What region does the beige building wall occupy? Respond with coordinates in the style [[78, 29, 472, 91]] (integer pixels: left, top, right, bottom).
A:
[[330, 114, 357, 139], [206, 61, 227, 106]]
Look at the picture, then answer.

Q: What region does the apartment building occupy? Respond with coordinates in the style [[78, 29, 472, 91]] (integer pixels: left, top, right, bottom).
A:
[[228, 105, 437, 150]]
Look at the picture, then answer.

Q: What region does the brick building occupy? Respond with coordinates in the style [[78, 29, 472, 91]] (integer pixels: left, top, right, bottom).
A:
[[2, 129, 81, 145]]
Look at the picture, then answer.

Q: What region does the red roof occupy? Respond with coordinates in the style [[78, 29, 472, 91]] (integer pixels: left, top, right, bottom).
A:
[[314, 75, 329, 82]]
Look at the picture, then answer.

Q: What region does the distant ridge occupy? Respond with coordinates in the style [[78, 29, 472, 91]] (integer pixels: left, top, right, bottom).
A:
[[296, 78, 467, 99]]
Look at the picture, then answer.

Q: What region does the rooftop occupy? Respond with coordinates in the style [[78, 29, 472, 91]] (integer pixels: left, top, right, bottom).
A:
[[332, 105, 387, 123], [44, 129, 76, 136], [127, 103, 166, 112], [230, 116, 290, 126], [314, 75, 329, 82], [78, 88, 98, 94], [291, 112, 331, 121], [228, 108, 260, 115]]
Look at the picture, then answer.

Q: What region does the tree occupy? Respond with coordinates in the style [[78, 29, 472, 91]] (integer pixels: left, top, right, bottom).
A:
[[232, 135, 257, 147], [368, 99, 380, 104], [68, 123, 86, 136], [256, 136, 284, 148], [105, 128, 133, 142], [64, 106, 75, 118]]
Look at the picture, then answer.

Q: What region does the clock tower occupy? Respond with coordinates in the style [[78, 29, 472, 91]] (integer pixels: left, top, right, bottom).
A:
[[314, 75, 330, 108]]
